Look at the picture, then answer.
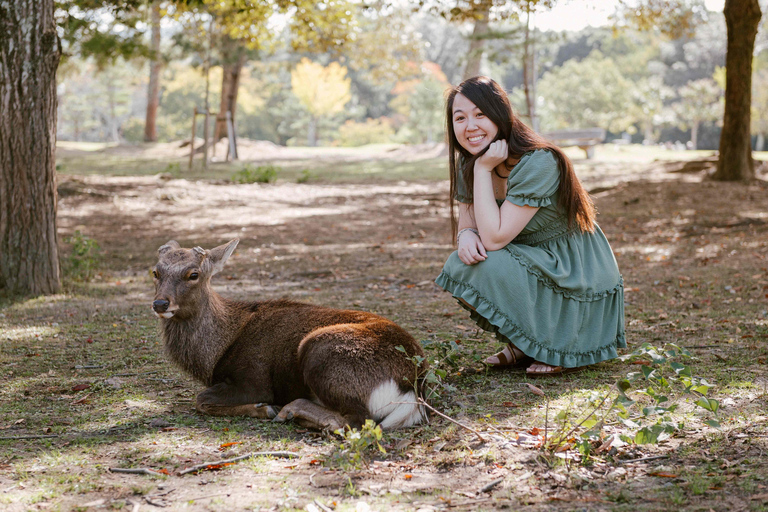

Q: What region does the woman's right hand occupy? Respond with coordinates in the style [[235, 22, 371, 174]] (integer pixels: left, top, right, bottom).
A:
[[458, 231, 487, 265]]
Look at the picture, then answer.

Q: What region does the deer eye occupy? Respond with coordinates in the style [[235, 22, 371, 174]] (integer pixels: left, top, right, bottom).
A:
[[188, 272, 199, 281], [152, 270, 159, 279]]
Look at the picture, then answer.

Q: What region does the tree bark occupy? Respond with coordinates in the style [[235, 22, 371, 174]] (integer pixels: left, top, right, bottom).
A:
[[144, 0, 163, 142], [463, 0, 491, 79], [0, 0, 62, 295], [714, 0, 761, 181], [214, 37, 246, 143]]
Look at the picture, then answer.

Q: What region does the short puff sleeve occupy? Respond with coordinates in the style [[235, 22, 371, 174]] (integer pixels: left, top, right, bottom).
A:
[[505, 149, 560, 208]]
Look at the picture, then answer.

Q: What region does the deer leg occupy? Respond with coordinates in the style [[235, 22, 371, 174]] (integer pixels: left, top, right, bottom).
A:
[[195, 382, 281, 419], [273, 399, 351, 432]]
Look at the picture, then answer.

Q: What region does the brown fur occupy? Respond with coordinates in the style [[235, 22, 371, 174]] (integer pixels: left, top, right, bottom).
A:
[[151, 239, 427, 431]]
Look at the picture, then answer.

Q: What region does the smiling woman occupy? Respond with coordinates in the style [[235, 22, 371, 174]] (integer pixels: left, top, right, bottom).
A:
[[436, 76, 625, 377]]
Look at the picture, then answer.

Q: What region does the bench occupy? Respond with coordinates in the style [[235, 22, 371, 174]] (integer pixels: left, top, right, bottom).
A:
[[542, 128, 606, 159]]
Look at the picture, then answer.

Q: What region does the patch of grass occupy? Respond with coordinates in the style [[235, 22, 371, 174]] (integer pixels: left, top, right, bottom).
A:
[[231, 164, 280, 184]]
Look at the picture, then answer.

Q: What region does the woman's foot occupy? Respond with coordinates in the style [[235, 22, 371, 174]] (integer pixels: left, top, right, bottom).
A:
[[484, 343, 531, 367], [526, 361, 578, 376]]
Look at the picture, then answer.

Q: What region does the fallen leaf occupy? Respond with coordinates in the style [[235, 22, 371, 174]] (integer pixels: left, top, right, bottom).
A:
[[648, 472, 678, 478], [404, 474, 412, 480], [71, 384, 90, 392], [219, 442, 241, 450]]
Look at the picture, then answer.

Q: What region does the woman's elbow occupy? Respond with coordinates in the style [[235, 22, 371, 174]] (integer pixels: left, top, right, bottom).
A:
[[481, 238, 511, 251]]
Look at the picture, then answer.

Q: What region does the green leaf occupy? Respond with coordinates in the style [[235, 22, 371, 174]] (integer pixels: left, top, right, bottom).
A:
[[635, 426, 660, 445], [670, 362, 691, 377], [616, 379, 631, 394], [641, 365, 654, 379], [695, 397, 719, 413], [395, 345, 407, 353], [704, 419, 721, 429]]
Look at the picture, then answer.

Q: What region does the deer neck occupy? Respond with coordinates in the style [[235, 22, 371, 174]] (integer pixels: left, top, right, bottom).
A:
[[161, 290, 241, 385]]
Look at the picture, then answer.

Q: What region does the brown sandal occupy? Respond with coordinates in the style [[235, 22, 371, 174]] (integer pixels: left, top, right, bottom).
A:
[[484, 343, 531, 367], [525, 362, 579, 376]]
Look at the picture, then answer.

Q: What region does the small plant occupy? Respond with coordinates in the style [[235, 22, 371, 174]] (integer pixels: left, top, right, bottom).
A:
[[231, 164, 279, 184], [163, 162, 181, 175], [64, 230, 101, 282], [541, 343, 720, 456], [296, 169, 313, 183], [327, 419, 386, 470]]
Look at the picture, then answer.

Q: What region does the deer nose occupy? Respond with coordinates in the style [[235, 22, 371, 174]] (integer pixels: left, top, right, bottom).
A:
[[153, 299, 170, 313]]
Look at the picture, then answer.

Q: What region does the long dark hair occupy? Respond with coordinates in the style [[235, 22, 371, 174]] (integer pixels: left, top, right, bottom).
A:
[[446, 76, 595, 237]]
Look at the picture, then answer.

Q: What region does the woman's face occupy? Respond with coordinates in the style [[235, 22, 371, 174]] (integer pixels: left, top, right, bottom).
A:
[[451, 93, 499, 155]]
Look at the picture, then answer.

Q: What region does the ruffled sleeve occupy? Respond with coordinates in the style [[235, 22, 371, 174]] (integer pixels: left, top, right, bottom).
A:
[[505, 149, 560, 208]]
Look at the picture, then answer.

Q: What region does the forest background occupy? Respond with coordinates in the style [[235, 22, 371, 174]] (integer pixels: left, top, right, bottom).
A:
[[56, 0, 765, 153]]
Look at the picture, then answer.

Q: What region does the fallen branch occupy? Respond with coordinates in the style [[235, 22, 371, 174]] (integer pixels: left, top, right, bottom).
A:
[[0, 434, 59, 440], [477, 477, 503, 493], [178, 451, 300, 475], [617, 454, 670, 464], [109, 467, 165, 476], [417, 398, 486, 443]]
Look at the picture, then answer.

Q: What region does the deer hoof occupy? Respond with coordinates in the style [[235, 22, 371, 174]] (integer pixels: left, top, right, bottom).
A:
[[273, 410, 294, 423]]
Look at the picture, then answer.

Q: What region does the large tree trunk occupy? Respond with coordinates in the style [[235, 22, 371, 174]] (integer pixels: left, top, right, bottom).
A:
[[144, 0, 163, 142], [714, 0, 761, 181], [214, 38, 246, 143], [463, 0, 491, 79], [0, 0, 62, 295]]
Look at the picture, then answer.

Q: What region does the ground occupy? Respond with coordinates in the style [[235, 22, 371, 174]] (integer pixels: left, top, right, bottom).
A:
[[1, 142, 767, 511]]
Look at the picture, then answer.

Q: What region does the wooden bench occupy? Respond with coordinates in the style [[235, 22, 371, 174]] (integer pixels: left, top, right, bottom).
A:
[[542, 128, 606, 159]]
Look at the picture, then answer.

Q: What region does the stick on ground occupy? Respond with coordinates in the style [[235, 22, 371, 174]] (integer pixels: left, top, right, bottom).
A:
[[178, 451, 300, 475]]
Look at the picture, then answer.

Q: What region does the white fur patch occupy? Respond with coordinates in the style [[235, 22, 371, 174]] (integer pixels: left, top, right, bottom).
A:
[[368, 379, 426, 430]]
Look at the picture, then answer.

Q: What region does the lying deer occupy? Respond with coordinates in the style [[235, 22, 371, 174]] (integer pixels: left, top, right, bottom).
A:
[[151, 239, 427, 431]]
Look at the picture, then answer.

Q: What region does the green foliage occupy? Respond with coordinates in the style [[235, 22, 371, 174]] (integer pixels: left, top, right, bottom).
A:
[[64, 231, 101, 282], [327, 420, 386, 470], [296, 169, 314, 183], [231, 164, 279, 184], [536, 50, 636, 133], [544, 343, 720, 456], [338, 118, 395, 147]]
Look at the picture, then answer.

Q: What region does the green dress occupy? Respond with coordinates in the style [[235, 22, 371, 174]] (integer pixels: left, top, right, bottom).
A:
[[435, 149, 625, 368]]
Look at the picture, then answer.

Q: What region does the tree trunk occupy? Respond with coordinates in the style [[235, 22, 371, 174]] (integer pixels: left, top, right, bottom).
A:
[[714, 0, 761, 181], [144, 0, 163, 142], [307, 116, 318, 146], [463, 0, 491, 79], [0, 0, 62, 295], [691, 121, 699, 150], [214, 38, 246, 143]]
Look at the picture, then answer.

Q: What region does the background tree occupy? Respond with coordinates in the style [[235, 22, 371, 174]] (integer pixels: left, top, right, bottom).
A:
[[751, 68, 768, 151], [671, 78, 722, 149], [144, 0, 163, 142], [621, 0, 761, 181], [712, 0, 761, 181], [536, 50, 634, 133], [0, 0, 62, 295], [290, 59, 351, 146]]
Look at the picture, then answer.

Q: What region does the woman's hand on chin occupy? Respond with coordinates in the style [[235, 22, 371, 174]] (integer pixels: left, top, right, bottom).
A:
[[476, 139, 508, 173]]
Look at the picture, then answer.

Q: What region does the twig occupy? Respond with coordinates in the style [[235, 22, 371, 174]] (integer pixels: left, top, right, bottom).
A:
[[617, 455, 670, 464], [74, 365, 104, 369], [417, 398, 486, 442], [187, 492, 230, 501], [447, 498, 490, 508], [178, 451, 299, 475], [313, 499, 333, 512], [0, 434, 58, 440], [109, 467, 164, 476], [71, 393, 92, 405], [112, 371, 159, 378], [477, 477, 503, 493]]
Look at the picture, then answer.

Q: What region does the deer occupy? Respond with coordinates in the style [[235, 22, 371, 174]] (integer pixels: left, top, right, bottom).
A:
[[150, 239, 428, 431]]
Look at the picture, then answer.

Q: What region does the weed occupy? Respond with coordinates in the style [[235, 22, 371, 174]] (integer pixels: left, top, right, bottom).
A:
[[64, 230, 101, 282], [327, 420, 386, 470], [296, 169, 313, 183], [231, 164, 279, 184]]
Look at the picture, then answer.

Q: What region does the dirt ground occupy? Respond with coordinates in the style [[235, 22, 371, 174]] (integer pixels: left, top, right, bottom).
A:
[[1, 144, 768, 511]]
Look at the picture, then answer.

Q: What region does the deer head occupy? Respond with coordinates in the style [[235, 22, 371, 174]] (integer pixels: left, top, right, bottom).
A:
[[151, 239, 239, 319]]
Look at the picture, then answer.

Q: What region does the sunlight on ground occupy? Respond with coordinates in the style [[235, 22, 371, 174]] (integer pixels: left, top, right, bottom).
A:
[[2, 325, 59, 342]]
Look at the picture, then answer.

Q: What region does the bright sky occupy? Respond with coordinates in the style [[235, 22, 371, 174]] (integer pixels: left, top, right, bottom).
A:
[[534, 0, 726, 32]]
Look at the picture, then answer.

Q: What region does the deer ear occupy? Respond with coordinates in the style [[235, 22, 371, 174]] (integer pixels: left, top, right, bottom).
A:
[[159, 240, 181, 255], [207, 239, 239, 275]]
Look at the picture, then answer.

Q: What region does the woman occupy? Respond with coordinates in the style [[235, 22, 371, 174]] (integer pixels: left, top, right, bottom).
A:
[[435, 76, 625, 376]]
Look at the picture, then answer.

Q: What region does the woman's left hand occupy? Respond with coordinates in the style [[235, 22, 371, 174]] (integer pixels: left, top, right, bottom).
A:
[[476, 139, 508, 172]]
